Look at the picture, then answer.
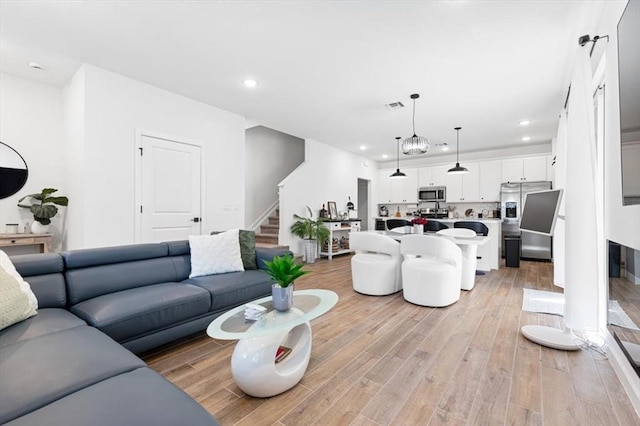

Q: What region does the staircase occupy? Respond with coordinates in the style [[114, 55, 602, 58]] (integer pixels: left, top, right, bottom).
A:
[[255, 209, 283, 248]]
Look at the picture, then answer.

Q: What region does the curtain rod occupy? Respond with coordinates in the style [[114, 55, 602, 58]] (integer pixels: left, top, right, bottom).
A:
[[563, 34, 609, 110]]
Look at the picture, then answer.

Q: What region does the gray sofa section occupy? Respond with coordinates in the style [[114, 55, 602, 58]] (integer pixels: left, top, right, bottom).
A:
[[0, 240, 291, 426]]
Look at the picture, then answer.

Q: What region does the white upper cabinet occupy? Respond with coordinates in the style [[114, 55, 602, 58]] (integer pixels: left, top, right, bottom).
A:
[[378, 169, 393, 204], [390, 168, 418, 203], [418, 165, 447, 187], [478, 160, 502, 201], [378, 168, 418, 204], [446, 162, 479, 202], [501, 156, 548, 182]]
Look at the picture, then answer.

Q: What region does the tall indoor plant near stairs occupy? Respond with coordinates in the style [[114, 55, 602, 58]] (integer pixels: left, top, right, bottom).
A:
[[290, 206, 329, 264]]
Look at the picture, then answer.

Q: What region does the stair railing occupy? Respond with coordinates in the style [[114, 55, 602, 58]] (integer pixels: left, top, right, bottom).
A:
[[248, 199, 279, 232]]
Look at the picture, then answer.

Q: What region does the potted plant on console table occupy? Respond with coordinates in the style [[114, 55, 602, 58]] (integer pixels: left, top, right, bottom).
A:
[[290, 206, 330, 264], [262, 254, 310, 311], [17, 188, 69, 234]]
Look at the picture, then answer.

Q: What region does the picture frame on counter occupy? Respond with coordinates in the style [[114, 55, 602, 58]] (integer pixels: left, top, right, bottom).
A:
[[327, 201, 338, 219]]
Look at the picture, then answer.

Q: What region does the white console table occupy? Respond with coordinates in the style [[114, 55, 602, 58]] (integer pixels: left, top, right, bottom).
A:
[[320, 220, 361, 259]]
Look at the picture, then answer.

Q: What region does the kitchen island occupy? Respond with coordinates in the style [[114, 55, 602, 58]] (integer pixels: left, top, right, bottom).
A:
[[374, 217, 502, 271]]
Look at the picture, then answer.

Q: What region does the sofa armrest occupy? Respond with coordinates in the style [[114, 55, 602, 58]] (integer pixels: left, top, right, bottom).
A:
[[255, 247, 294, 270]]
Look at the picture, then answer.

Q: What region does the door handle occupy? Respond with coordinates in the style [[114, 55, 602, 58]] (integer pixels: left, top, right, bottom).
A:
[[190, 217, 201, 223]]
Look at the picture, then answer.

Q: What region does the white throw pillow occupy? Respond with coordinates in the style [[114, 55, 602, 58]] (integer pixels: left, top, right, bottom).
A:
[[0, 266, 38, 330], [0, 250, 38, 310], [189, 230, 244, 278]]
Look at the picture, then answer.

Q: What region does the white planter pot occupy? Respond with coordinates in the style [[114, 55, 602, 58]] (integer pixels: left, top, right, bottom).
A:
[[31, 221, 50, 234], [303, 239, 317, 264], [272, 284, 294, 312], [413, 224, 423, 235]]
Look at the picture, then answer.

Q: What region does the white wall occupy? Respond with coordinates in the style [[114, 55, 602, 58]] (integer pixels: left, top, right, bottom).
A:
[[279, 139, 377, 254], [0, 73, 67, 252], [590, 0, 640, 410], [63, 64, 246, 249], [245, 126, 304, 228]]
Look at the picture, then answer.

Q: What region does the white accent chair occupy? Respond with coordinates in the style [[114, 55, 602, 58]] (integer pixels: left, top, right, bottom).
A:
[[349, 232, 402, 296], [400, 234, 462, 307]]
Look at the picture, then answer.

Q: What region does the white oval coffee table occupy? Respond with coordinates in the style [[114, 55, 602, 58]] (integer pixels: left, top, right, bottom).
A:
[[206, 289, 338, 398]]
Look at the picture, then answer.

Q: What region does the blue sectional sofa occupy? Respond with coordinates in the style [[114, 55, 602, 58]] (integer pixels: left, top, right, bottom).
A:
[[0, 241, 290, 426]]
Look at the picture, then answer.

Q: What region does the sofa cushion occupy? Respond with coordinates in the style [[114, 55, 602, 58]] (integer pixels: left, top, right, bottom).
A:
[[10, 253, 67, 308], [0, 326, 145, 424], [62, 243, 168, 269], [65, 257, 187, 305], [3, 368, 219, 426], [0, 266, 37, 331], [189, 231, 244, 277], [0, 308, 85, 348], [70, 282, 211, 342], [184, 269, 273, 311], [239, 230, 258, 270], [1, 251, 38, 310]]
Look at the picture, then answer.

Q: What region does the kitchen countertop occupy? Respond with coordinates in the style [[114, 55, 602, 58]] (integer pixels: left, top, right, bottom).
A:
[[375, 217, 502, 223]]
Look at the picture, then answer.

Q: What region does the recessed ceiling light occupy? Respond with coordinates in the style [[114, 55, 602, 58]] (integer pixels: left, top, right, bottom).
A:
[[243, 79, 257, 88], [29, 62, 44, 70], [521, 136, 531, 142], [519, 120, 531, 126], [382, 154, 388, 159], [359, 145, 366, 150]]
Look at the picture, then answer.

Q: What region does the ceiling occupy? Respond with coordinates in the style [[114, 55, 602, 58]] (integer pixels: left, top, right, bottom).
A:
[[0, 1, 597, 161]]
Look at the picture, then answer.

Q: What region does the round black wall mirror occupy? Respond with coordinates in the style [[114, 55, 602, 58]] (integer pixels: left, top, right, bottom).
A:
[[0, 142, 29, 199]]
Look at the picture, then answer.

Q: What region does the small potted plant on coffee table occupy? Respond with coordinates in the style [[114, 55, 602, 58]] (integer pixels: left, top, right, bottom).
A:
[[262, 254, 310, 311]]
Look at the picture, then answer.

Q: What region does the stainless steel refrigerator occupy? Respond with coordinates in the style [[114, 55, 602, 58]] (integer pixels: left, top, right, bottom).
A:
[[501, 181, 553, 260]]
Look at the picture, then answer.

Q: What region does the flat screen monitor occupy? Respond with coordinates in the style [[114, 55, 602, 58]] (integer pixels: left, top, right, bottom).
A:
[[520, 189, 563, 236]]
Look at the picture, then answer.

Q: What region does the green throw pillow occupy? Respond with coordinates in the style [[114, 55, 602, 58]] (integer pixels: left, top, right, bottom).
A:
[[239, 230, 257, 270]]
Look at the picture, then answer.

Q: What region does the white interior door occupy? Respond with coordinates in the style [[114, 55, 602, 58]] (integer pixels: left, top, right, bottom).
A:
[[139, 134, 202, 242]]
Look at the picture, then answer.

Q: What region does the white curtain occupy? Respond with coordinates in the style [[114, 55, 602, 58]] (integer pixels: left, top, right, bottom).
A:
[[563, 47, 600, 334], [553, 110, 567, 288]]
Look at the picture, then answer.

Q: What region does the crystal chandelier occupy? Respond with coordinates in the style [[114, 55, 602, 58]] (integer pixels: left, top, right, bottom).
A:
[[401, 94, 429, 155]]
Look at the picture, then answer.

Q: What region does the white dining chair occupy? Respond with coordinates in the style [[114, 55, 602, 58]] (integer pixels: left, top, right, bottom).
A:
[[349, 232, 402, 296], [400, 234, 462, 307]]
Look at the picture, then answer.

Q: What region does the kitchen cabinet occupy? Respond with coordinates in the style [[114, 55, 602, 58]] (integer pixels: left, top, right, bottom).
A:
[[437, 219, 501, 271], [446, 162, 479, 202], [478, 160, 502, 201], [378, 169, 393, 204], [501, 156, 548, 183], [320, 220, 360, 259], [378, 168, 418, 204], [417, 165, 447, 187]]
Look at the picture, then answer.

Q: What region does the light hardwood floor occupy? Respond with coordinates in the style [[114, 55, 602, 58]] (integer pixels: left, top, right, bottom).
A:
[[142, 256, 639, 425]]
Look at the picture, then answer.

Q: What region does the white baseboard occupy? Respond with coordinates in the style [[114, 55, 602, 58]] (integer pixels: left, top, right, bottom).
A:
[[605, 330, 640, 415]]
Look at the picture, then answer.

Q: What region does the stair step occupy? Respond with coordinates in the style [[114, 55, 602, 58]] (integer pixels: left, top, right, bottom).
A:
[[255, 242, 289, 250], [268, 215, 279, 223], [255, 233, 278, 244], [260, 224, 279, 234]]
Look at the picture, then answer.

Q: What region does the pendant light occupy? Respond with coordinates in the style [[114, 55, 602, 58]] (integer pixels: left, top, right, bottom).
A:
[[447, 126, 468, 174], [390, 137, 407, 179], [401, 94, 429, 155]]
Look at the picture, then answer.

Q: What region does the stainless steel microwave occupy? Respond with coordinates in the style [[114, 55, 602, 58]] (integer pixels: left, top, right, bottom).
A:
[[418, 186, 446, 202]]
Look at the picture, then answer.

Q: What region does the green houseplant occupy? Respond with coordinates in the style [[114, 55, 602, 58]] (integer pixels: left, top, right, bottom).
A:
[[290, 206, 330, 264], [17, 188, 69, 233], [262, 254, 310, 311]]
